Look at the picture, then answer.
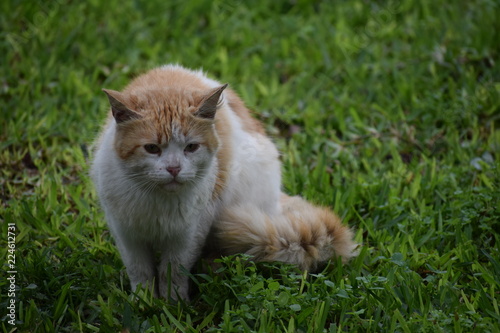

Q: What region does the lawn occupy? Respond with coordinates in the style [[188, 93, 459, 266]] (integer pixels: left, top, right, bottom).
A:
[[1, 0, 500, 332]]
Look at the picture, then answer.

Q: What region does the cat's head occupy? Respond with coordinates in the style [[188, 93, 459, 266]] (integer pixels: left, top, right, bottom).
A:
[[103, 84, 227, 193]]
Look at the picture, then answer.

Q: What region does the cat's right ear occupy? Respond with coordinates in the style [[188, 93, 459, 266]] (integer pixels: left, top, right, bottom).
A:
[[103, 89, 142, 124]]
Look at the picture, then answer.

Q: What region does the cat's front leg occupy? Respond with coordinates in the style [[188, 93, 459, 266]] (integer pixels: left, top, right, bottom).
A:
[[158, 255, 190, 301], [157, 235, 200, 301], [113, 234, 157, 296]]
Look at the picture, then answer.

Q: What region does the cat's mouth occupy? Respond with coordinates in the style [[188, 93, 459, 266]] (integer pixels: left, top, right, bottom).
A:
[[162, 179, 184, 191]]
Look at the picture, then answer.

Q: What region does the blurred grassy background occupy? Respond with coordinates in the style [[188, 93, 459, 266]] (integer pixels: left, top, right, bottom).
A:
[[1, 0, 499, 331]]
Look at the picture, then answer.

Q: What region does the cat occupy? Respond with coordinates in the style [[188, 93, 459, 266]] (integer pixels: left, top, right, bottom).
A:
[[90, 64, 358, 300]]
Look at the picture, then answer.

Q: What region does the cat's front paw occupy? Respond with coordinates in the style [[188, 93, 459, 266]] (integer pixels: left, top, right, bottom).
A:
[[132, 282, 158, 299], [159, 278, 190, 301]]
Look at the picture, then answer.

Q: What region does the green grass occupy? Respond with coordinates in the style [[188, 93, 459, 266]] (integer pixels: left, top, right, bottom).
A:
[[1, 0, 500, 331]]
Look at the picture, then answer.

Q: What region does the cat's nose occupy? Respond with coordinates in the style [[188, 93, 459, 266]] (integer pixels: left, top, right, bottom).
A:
[[167, 166, 181, 177]]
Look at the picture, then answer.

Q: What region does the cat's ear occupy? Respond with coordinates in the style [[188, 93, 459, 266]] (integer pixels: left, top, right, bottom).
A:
[[194, 84, 228, 119], [103, 89, 142, 124]]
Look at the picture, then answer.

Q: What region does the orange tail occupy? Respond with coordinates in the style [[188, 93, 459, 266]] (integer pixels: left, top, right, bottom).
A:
[[215, 194, 359, 271]]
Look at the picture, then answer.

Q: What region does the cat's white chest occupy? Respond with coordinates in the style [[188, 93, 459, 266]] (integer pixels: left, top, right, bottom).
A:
[[133, 188, 212, 236]]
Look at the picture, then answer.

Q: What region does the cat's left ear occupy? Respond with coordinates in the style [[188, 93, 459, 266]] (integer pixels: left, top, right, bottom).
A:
[[194, 84, 228, 119], [103, 89, 142, 124]]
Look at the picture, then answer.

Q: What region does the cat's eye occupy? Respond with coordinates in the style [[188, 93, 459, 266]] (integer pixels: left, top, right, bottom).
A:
[[144, 144, 161, 154], [184, 143, 200, 153]]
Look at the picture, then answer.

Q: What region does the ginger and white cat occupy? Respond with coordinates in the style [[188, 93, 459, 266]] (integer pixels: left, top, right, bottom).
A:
[[90, 64, 358, 300]]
